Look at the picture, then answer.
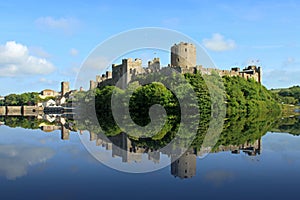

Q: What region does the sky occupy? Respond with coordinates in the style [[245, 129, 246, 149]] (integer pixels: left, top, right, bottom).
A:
[[0, 0, 299, 95]]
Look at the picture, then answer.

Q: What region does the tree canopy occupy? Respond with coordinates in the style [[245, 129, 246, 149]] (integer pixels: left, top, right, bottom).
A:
[[270, 86, 300, 105], [3, 92, 40, 106]]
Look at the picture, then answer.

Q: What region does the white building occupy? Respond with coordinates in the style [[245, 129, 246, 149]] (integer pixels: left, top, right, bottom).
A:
[[38, 99, 57, 108]]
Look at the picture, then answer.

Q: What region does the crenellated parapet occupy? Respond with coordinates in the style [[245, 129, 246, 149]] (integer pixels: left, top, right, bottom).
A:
[[89, 42, 262, 90]]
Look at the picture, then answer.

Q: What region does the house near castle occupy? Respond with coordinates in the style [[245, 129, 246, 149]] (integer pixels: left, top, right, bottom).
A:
[[90, 42, 262, 90], [38, 81, 74, 107], [39, 89, 59, 99]]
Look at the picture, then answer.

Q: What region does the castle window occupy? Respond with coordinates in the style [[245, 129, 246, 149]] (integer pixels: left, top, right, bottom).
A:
[[185, 48, 187, 52], [177, 58, 180, 62]]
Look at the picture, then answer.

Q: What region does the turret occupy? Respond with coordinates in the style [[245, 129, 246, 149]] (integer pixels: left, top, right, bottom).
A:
[[171, 42, 196, 68]]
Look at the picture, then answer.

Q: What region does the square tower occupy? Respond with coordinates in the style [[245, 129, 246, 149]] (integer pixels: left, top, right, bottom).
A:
[[61, 81, 70, 97]]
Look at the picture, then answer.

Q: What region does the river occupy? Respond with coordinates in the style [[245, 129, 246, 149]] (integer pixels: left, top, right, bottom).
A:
[[0, 115, 299, 199]]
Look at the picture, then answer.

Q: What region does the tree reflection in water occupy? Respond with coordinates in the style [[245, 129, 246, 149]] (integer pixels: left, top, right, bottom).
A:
[[1, 113, 299, 179]]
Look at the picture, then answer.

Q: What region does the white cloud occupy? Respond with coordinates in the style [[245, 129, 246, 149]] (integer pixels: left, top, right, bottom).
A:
[[0, 41, 56, 77], [70, 48, 79, 56], [35, 16, 80, 34], [203, 33, 236, 51]]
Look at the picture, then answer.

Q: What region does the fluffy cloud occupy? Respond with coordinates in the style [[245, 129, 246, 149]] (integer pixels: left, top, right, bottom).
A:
[[35, 16, 80, 34], [203, 33, 236, 51], [0, 41, 55, 77]]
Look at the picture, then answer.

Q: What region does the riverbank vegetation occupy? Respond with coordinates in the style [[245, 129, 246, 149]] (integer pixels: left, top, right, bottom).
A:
[[270, 86, 300, 105], [0, 92, 40, 106], [0, 92, 59, 106], [73, 72, 282, 146]]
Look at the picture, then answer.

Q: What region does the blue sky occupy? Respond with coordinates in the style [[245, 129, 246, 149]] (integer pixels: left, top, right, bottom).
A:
[[0, 0, 299, 95]]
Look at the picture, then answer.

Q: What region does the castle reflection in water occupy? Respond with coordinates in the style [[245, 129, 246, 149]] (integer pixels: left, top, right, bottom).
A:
[[89, 131, 261, 179], [37, 114, 76, 140], [31, 115, 262, 179]]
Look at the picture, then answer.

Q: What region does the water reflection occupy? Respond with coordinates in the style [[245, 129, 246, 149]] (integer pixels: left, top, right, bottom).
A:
[[1, 114, 299, 179], [0, 114, 76, 140], [0, 144, 54, 180]]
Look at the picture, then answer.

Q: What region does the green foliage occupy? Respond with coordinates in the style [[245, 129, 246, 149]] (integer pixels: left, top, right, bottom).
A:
[[73, 72, 281, 149], [271, 85, 300, 104], [38, 96, 56, 102], [223, 76, 281, 116], [0, 116, 41, 129], [95, 86, 123, 135], [211, 113, 277, 149], [271, 117, 300, 135], [4, 92, 40, 106], [184, 73, 211, 115], [129, 82, 179, 126]]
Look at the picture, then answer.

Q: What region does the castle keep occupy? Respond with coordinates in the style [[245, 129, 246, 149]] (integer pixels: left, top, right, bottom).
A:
[[171, 42, 196, 68], [90, 42, 262, 89]]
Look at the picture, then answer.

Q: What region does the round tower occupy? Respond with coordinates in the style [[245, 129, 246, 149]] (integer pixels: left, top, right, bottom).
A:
[[171, 42, 196, 68], [171, 151, 196, 179]]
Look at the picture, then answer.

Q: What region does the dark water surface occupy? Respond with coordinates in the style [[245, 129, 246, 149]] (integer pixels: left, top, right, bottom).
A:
[[0, 117, 300, 200]]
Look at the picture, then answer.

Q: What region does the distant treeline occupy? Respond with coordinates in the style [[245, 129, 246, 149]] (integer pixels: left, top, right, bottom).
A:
[[0, 92, 40, 106], [270, 86, 300, 105], [0, 92, 57, 106]]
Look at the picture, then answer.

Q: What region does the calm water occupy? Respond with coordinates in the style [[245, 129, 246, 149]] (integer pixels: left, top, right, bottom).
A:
[[0, 116, 300, 200]]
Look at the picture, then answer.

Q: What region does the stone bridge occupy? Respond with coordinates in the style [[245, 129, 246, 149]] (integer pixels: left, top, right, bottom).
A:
[[0, 106, 43, 116]]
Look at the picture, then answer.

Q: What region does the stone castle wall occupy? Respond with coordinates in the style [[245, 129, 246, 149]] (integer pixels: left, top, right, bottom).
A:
[[90, 42, 262, 90], [0, 106, 6, 115]]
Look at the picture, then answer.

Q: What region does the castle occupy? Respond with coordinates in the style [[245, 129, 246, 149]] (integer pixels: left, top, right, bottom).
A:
[[90, 42, 262, 90]]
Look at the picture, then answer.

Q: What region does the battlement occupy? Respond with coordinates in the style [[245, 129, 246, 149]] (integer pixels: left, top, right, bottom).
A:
[[148, 57, 160, 72], [90, 42, 262, 90]]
